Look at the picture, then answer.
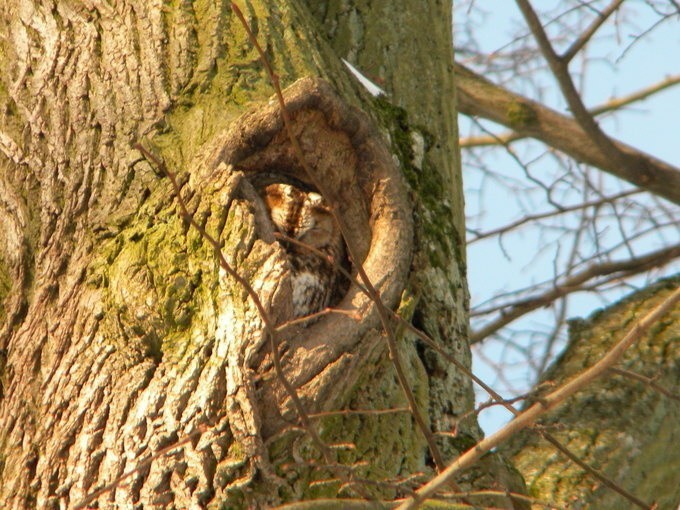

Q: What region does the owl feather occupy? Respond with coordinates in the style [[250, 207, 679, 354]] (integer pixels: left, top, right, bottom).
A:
[[260, 182, 345, 319]]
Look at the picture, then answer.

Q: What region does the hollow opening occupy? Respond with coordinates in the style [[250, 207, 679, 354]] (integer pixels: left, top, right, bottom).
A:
[[209, 77, 412, 328]]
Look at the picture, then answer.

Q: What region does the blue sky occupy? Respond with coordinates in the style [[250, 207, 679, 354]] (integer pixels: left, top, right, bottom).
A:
[[454, 1, 680, 434]]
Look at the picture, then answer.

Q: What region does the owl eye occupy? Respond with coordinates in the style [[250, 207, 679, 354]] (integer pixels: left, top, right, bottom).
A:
[[299, 217, 334, 246]]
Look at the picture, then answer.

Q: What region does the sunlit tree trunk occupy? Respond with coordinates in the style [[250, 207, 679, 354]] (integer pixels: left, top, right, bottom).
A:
[[2, 2, 677, 509], [504, 277, 680, 510], [0, 1, 494, 508]]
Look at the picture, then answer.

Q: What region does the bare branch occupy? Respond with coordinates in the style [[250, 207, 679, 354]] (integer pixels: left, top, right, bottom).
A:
[[74, 426, 207, 509], [467, 189, 640, 243], [384, 279, 648, 509], [539, 433, 651, 509], [460, 131, 525, 147], [589, 74, 680, 115], [462, 74, 680, 147], [135, 142, 332, 465], [454, 62, 680, 204], [562, 0, 625, 62], [398, 285, 680, 510], [230, 1, 447, 479], [471, 244, 680, 343], [515, 0, 632, 176], [608, 367, 680, 402]]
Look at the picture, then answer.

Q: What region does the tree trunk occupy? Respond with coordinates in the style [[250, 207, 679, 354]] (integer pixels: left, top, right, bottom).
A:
[[0, 2, 488, 508], [503, 276, 680, 510]]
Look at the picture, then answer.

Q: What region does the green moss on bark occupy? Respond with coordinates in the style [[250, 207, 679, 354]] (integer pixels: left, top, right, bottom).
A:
[[373, 97, 462, 273], [506, 101, 537, 129], [505, 275, 680, 509]]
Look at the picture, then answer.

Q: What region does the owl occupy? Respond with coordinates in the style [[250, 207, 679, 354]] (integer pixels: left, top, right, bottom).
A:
[[259, 181, 346, 319]]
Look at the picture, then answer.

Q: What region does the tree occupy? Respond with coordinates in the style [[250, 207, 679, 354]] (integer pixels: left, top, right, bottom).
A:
[[0, 1, 479, 508], [504, 276, 680, 510], [455, 0, 680, 399], [0, 2, 677, 510]]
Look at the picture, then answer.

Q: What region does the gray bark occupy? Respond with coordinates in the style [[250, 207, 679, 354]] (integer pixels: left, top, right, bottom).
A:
[[2, 1, 676, 509], [504, 276, 680, 510], [0, 1, 479, 508]]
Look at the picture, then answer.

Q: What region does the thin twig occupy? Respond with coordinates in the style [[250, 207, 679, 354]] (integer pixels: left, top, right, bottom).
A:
[[562, 0, 625, 62], [467, 190, 640, 243], [470, 243, 680, 343], [394, 298, 658, 510], [437, 488, 562, 509], [460, 131, 525, 148], [540, 433, 652, 509], [608, 367, 680, 402], [589, 74, 680, 116], [454, 61, 680, 204], [229, 1, 447, 476], [397, 285, 680, 510], [74, 426, 206, 509], [134, 143, 336, 475], [307, 407, 411, 419], [257, 171, 655, 510], [515, 0, 631, 175]]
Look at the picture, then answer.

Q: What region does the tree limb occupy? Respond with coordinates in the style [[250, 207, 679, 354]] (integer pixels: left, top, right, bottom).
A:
[[470, 243, 680, 343], [515, 0, 633, 177], [562, 0, 625, 62], [398, 284, 680, 510], [454, 62, 680, 204]]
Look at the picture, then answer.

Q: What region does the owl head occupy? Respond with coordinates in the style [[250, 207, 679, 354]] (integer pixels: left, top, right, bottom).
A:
[[261, 183, 339, 252]]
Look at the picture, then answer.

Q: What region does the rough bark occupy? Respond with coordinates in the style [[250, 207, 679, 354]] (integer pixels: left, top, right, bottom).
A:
[[2, 1, 677, 509], [0, 1, 482, 509], [306, 0, 475, 461], [504, 276, 680, 510]]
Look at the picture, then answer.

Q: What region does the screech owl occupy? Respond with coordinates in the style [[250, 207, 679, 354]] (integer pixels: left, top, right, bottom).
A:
[[259, 181, 346, 319]]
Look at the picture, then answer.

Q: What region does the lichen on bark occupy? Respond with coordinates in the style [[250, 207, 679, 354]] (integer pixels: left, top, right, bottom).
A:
[[0, 1, 482, 508], [504, 276, 680, 509]]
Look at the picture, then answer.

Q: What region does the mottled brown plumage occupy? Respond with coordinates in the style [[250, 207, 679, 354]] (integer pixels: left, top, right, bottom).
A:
[[260, 182, 345, 319]]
